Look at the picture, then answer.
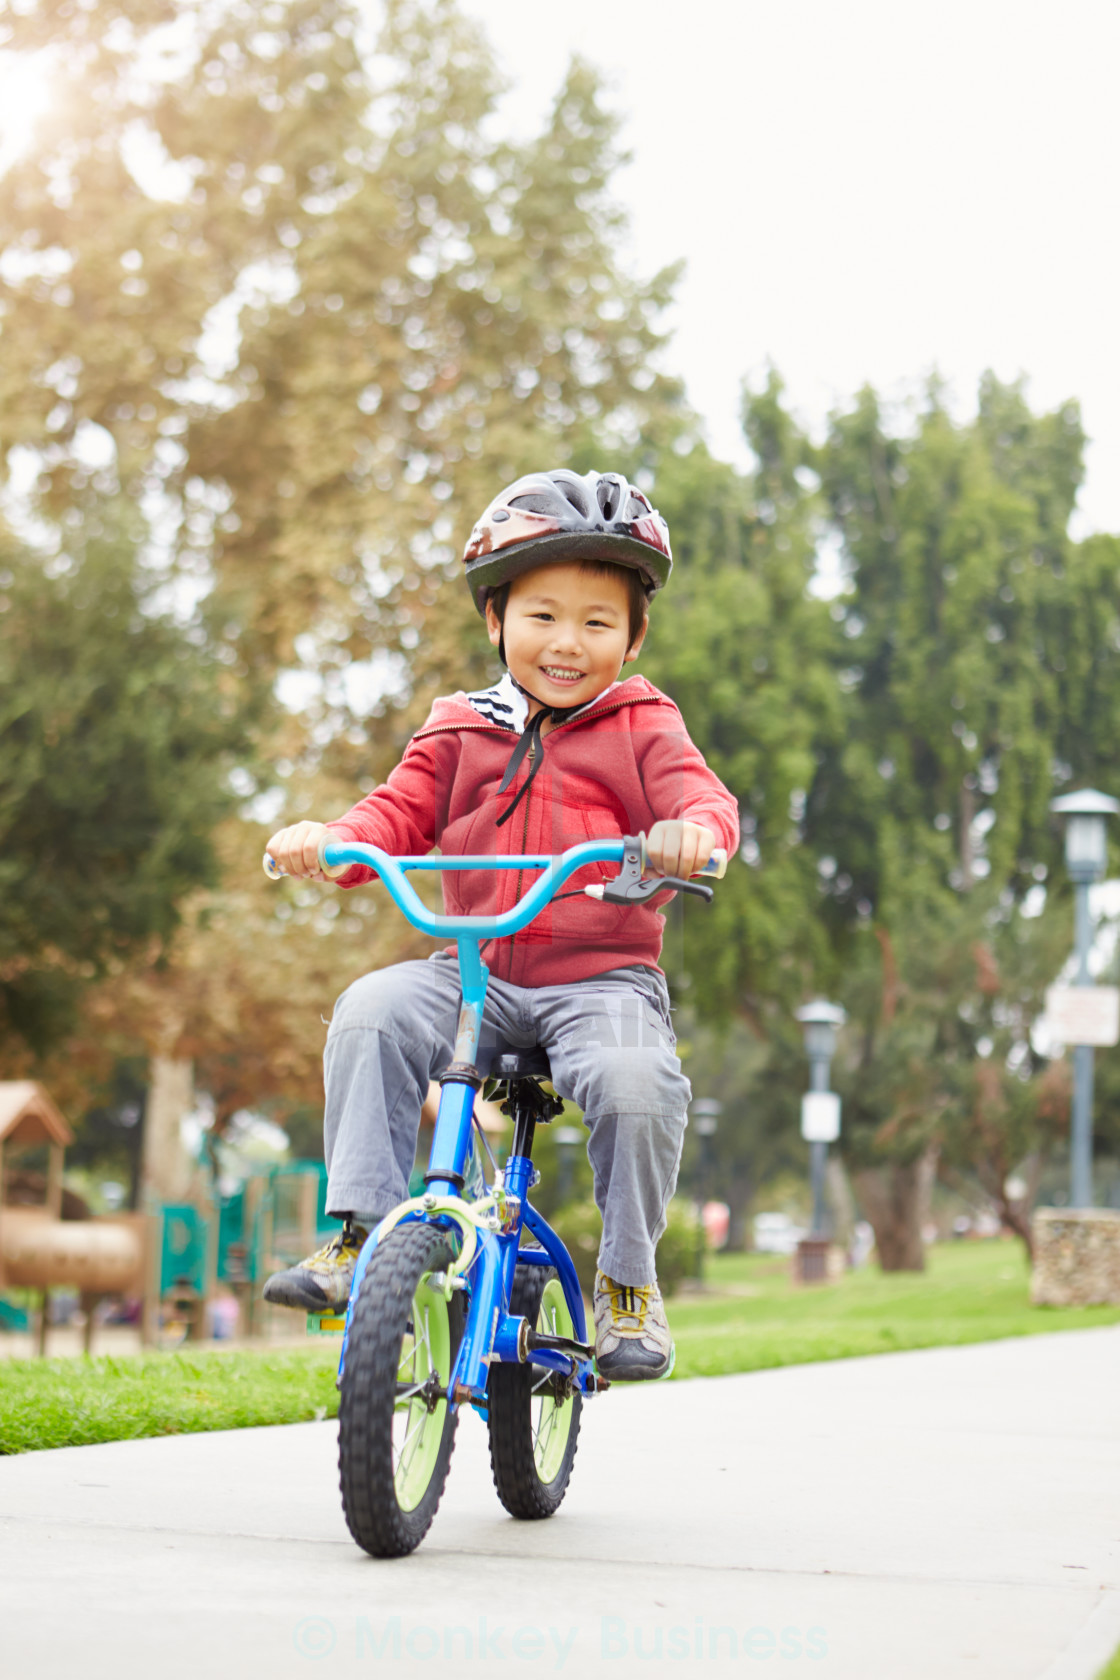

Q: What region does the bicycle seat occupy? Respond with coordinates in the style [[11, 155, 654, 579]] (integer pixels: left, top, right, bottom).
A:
[[486, 1045, 552, 1080]]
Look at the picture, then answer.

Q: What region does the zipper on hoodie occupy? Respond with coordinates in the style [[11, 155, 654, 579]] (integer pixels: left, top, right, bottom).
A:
[[507, 736, 534, 981], [411, 690, 664, 979], [508, 696, 654, 982]]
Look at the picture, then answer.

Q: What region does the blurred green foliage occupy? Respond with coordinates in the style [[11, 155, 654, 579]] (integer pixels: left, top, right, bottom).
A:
[[641, 371, 1120, 1257], [0, 0, 687, 1105], [0, 515, 258, 1053]]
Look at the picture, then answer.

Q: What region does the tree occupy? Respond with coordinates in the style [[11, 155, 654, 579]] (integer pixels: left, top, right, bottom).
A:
[[636, 380, 842, 1020], [812, 375, 1114, 915], [0, 510, 255, 1059], [832, 884, 1072, 1264], [0, 0, 684, 706], [625, 385, 846, 1247], [80, 809, 447, 1130], [808, 374, 1120, 1264], [0, 0, 689, 1141]]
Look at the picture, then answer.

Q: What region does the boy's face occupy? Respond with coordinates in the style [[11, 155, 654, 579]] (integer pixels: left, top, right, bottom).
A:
[[485, 561, 647, 711]]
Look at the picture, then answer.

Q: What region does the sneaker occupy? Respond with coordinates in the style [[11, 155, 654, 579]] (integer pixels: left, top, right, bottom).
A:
[[593, 1269, 674, 1381], [261, 1218, 368, 1311]]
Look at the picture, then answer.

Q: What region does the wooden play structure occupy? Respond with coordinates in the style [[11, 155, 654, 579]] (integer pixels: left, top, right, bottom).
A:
[[0, 1077, 514, 1353], [0, 1080, 339, 1351], [0, 1082, 159, 1353]]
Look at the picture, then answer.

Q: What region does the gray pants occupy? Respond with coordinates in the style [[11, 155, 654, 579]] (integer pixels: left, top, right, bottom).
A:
[[323, 952, 691, 1285]]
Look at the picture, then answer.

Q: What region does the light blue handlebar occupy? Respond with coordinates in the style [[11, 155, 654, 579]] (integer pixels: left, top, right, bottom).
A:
[[304, 838, 626, 939], [263, 836, 727, 940]]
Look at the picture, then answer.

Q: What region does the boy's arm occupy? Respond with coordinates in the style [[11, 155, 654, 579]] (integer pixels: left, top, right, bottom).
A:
[[322, 731, 452, 887], [634, 704, 740, 868], [264, 732, 451, 887]]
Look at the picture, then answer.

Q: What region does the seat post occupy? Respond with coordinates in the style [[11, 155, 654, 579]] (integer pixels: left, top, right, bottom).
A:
[[500, 1073, 564, 1163], [507, 1080, 539, 1161], [488, 1049, 563, 1175]]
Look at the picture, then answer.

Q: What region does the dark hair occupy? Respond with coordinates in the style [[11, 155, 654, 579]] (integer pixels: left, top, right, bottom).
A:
[[487, 560, 649, 652]]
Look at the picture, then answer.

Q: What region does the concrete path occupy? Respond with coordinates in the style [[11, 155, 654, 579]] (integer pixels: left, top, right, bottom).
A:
[[2, 1328, 1119, 1680]]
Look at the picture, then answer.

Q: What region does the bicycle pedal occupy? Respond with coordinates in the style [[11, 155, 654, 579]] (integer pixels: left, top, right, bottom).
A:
[[525, 1328, 595, 1360], [306, 1311, 347, 1336]]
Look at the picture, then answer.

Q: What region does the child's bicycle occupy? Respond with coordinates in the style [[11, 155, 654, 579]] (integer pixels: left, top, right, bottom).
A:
[[264, 831, 725, 1557]]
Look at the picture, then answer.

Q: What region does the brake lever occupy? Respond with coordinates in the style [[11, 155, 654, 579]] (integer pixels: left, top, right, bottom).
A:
[[593, 874, 714, 905], [661, 876, 715, 902], [583, 836, 716, 906]]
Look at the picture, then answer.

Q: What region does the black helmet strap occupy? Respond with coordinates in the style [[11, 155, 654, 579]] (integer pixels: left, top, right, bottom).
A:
[[493, 676, 583, 830]]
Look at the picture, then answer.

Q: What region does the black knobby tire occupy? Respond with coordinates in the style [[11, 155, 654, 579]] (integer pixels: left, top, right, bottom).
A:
[[487, 1264, 583, 1519], [338, 1222, 462, 1557]]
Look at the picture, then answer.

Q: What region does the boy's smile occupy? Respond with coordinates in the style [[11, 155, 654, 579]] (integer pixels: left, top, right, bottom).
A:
[[485, 561, 647, 719]]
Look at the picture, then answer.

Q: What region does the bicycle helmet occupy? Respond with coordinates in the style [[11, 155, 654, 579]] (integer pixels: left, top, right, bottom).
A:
[[462, 468, 672, 616]]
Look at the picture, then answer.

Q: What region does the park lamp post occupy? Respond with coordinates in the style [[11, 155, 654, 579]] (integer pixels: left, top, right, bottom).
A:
[[691, 1098, 721, 1276], [1050, 789, 1120, 1209], [795, 1000, 846, 1237], [692, 1098, 721, 1174]]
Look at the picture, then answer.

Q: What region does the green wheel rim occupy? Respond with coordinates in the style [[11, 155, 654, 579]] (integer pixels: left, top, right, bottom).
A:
[[531, 1278, 578, 1484], [393, 1273, 452, 1512]]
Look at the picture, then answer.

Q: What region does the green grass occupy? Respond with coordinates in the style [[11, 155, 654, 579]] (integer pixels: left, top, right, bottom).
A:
[[0, 1344, 341, 1455], [667, 1238, 1120, 1380], [1, 1242, 1117, 1455]]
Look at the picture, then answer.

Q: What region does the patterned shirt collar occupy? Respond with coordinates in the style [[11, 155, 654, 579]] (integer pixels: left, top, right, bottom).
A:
[[463, 671, 621, 732]]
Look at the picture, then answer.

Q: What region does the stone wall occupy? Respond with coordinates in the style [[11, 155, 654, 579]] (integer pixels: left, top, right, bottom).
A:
[[1031, 1208, 1120, 1306]]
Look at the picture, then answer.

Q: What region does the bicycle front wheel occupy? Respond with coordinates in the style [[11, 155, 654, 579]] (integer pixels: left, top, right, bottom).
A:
[[487, 1264, 582, 1519], [338, 1222, 462, 1557]]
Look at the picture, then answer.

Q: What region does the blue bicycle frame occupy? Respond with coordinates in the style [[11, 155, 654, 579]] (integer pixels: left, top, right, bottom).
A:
[[325, 836, 637, 1410]]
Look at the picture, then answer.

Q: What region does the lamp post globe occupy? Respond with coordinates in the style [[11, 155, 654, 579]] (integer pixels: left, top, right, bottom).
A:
[[1050, 789, 1120, 1208], [692, 1098, 721, 1139], [1051, 789, 1118, 885], [795, 1000, 846, 1071]]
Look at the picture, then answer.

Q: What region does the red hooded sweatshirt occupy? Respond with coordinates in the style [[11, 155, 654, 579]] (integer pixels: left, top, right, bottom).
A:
[[325, 674, 739, 988]]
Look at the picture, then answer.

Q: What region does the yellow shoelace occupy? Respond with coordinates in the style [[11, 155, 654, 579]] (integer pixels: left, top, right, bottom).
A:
[[308, 1226, 364, 1268], [601, 1277, 655, 1329]]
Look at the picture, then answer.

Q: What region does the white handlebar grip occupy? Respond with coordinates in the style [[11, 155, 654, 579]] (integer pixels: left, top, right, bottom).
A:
[[317, 836, 351, 880], [638, 835, 728, 878], [262, 845, 349, 881]]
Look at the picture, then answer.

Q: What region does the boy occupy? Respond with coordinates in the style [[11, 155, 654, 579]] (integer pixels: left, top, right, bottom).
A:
[[263, 468, 738, 1379]]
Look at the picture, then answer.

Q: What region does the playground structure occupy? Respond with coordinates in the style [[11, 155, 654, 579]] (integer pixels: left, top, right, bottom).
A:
[[0, 1077, 513, 1353], [0, 1083, 158, 1353], [0, 1081, 337, 1353]]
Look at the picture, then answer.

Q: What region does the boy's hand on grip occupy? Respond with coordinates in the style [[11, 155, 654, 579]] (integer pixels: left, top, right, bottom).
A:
[[265, 821, 332, 882], [646, 820, 716, 880]]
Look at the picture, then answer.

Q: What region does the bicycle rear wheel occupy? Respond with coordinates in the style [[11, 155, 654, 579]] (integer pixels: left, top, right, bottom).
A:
[[338, 1222, 462, 1557], [487, 1264, 582, 1519]]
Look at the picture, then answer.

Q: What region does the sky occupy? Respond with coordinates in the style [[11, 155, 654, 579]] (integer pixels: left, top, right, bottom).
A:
[[461, 0, 1120, 535]]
